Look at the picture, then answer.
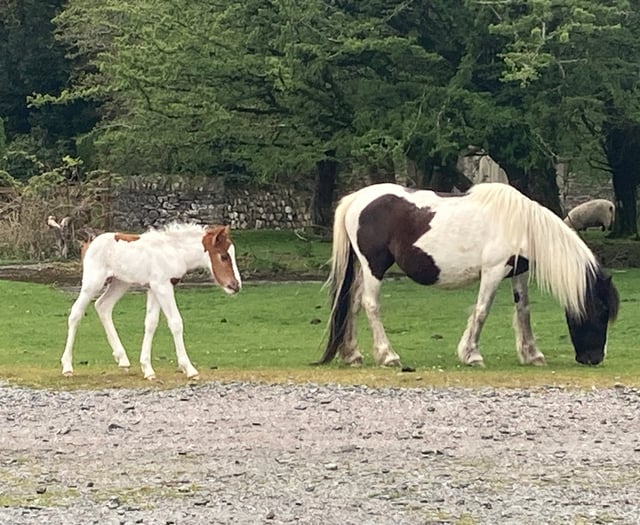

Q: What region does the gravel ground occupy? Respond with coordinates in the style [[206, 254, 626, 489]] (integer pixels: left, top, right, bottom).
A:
[[1, 381, 639, 525]]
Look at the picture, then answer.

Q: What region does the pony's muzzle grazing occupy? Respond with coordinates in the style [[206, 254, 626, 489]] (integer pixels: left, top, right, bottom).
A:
[[575, 355, 603, 366]]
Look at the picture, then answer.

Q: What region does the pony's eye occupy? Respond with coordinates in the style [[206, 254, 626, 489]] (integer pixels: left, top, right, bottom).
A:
[[220, 254, 230, 262]]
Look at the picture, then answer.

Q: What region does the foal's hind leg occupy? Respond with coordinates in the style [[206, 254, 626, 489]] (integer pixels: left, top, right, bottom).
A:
[[361, 269, 401, 367], [511, 273, 546, 366], [457, 266, 504, 367], [139, 290, 161, 380], [61, 277, 106, 376], [94, 278, 132, 370]]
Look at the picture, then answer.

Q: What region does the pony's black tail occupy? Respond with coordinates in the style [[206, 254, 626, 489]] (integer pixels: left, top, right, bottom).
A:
[[314, 190, 359, 365], [315, 248, 356, 364]]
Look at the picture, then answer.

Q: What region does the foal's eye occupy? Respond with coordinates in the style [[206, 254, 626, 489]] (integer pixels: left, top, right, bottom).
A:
[[220, 254, 230, 262]]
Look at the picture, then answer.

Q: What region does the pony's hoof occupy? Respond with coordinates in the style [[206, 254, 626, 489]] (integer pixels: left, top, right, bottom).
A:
[[345, 355, 363, 367], [62, 370, 74, 377], [187, 374, 200, 381], [145, 374, 157, 381], [468, 359, 485, 368], [530, 356, 547, 366], [119, 366, 130, 374], [383, 358, 402, 367]]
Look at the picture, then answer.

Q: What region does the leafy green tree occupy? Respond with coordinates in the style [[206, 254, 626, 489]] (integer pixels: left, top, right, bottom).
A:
[[0, 0, 96, 156], [482, 0, 640, 235]]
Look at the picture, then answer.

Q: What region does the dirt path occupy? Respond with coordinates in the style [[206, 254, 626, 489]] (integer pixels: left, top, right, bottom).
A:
[[1, 381, 640, 525]]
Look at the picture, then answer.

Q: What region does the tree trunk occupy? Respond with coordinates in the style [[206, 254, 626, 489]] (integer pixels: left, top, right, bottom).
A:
[[500, 161, 562, 216], [605, 126, 640, 238], [366, 156, 396, 184], [525, 165, 563, 216], [611, 170, 638, 238], [311, 156, 338, 229]]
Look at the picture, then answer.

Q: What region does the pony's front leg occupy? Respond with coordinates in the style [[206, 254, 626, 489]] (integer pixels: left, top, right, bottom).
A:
[[361, 270, 401, 367], [61, 289, 96, 376], [152, 284, 199, 379], [139, 290, 161, 380], [457, 266, 503, 367], [511, 273, 546, 366]]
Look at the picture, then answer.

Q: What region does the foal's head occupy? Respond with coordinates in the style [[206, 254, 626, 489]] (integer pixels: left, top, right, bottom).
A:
[[202, 225, 241, 294], [566, 271, 619, 366]]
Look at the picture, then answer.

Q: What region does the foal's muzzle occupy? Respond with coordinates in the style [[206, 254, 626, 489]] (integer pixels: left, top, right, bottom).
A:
[[225, 281, 241, 294]]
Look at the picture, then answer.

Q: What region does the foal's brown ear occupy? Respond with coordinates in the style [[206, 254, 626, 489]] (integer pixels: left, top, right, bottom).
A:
[[203, 225, 230, 251]]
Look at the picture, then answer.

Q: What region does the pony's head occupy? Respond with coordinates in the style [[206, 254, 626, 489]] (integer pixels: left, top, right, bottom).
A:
[[566, 271, 619, 365], [202, 225, 242, 295]]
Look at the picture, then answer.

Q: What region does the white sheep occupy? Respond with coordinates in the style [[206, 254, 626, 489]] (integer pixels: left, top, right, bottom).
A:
[[563, 199, 615, 231]]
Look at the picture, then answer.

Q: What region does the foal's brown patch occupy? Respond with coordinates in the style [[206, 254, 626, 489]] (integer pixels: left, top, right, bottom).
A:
[[114, 233, 141, 242], [357, 194, 440, 284], [80, 241, 91, 261]]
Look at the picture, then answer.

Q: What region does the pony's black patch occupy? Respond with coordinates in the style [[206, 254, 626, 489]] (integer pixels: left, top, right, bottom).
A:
[[506, 255, 529, 278], [357, 195, 440, 284]]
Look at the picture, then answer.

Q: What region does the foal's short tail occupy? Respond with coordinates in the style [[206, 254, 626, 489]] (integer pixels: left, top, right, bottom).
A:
[[315, 191, 359, 364]]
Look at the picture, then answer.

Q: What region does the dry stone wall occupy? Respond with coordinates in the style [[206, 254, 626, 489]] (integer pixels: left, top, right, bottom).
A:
[[107, 173, 614, 232], [110, 175, 312, 231]]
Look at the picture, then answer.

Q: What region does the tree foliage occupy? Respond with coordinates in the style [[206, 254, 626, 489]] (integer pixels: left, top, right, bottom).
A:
[[6, 0, 640, 230]]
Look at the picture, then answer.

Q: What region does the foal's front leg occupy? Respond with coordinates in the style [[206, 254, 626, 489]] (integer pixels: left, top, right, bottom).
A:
[[511, 273, 546, 365], [151, 283, 199, 379], [457, 266, 504, 366]]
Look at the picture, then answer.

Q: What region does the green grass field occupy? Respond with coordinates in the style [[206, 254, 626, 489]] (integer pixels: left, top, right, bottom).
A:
[[1, 266, 638, 390]]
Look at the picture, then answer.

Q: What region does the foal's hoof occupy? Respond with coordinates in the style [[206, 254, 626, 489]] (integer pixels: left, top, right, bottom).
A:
[[62, 370, 74, 377], [119, 366, 130, 374], [383, 358, 402, 367], [187, 374, 200, 381], [145, 374, 157, 381], [468, 359, 485, 368]]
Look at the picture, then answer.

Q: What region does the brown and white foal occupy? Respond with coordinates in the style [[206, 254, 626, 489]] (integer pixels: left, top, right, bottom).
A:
[[61, 223, 241, 380]]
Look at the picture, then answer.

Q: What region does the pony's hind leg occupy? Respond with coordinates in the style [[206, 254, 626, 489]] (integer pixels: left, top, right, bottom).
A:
[[94, 278, 132, 369], [511, 273, 546, 366], [457, 266, 504, 367], [361, 269, 401, 367], [61, 279, 105, 376], [139, 290, 161, 380], [340, 267, 364, 366]]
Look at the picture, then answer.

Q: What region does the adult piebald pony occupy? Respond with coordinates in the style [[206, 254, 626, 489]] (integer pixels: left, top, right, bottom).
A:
[[318, 183, 619, 368]]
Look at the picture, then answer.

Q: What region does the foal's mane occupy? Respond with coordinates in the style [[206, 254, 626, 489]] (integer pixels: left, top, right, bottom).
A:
[[142, 222, 207, 240]]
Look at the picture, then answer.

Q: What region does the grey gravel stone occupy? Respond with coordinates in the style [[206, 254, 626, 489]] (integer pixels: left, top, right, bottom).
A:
[[0, 381, 639, 524]]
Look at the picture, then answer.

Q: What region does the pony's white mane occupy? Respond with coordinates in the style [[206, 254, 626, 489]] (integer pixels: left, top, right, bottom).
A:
[[468, 183, 598, 317]]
